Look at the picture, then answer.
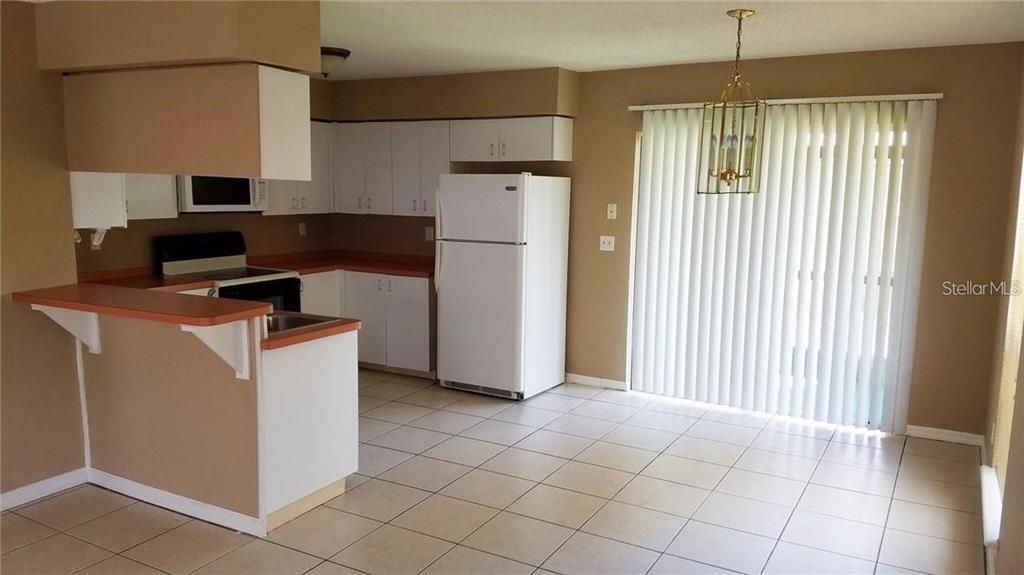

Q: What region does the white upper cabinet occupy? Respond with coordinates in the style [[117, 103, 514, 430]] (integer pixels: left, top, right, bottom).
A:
[[362, 123, 393, 214], [265, 121, 333, 215], [332, 123, 364, 214], [72, 171, 181, 228], [450, 119, 502, 162], [450, 116, 573, 162], [392, 120, 450, 217], [418, 121, 450, 217], [71, 171, 127, 229], [125, 174, 178, 220], [391, 122, 421, 216], [333, 122, 392, 215]]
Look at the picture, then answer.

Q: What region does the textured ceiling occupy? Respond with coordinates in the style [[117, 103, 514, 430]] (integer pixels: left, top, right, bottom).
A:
[[320, 1, 1024, 80]]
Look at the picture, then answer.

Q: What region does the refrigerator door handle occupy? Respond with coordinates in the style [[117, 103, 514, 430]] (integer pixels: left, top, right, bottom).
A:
[[434, 241, 442, 293], [435, 185, 443, 239]]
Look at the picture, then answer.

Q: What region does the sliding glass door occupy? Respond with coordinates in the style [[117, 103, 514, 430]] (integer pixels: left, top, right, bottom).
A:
[[630, 100, 937, 430]]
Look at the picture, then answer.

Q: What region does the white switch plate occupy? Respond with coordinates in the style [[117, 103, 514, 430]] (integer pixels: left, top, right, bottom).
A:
[[599, 235, 615, 252], [425, 226, 435, 241], [607, 203, 618, 220], [298, 222, 307, 237]]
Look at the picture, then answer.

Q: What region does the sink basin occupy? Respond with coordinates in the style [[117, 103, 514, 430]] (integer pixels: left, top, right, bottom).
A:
[[265, 311, 338, 334]]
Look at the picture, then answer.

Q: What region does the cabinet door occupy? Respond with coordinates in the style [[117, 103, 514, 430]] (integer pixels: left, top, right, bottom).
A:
[[385, 275, 431, 372], [450, 119, 500, 162], [344, 271, 387, 365], [300, 271, 342, 316], [498, 117, 554, 161], [264, 180, 297, 215], [391, 121, 421, 216], [419, 121, 450, 217], [332, 123, 364, 214], [363, 122, 393, 214], [299, 121, 333, 214], [125, 174, 178, 220], [70, 171, 127, 229]]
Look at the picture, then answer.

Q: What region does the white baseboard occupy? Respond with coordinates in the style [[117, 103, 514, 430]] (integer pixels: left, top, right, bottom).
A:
[[905, 425, 985, 447], [87, 469, 265, 537], [565, 373, 627, 391], [0, 467, 88, 511]]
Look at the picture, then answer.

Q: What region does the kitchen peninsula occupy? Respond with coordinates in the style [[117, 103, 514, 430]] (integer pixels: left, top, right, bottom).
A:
[[10, 282, 361, 536]]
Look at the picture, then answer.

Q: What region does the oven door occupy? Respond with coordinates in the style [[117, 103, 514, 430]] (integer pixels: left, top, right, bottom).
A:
[[178, 176, 268, 213], [217, 278, 301, 312]]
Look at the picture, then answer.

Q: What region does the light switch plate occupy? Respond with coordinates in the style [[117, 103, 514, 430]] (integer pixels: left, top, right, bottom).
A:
[[599, 235, 615, 252], [607, 203, 618, 220], [425, 226, 435, 241]]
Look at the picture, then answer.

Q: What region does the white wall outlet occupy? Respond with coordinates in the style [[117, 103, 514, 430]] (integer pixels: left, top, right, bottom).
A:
[[425, 226, 435, 241], [298, 222, 307, 237], [607, 203, 618, 220], [599, 235, 615, 252]]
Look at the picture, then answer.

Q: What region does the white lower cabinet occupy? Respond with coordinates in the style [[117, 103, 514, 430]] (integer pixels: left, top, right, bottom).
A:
[[300, 270, 343, 317], [344, 271, 430, 372], [345, 272, 389, 365], [385, 275, 431, 372]]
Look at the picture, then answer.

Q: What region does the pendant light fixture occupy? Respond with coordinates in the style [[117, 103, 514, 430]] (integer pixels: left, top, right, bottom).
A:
[[697, 9, 766, 195]]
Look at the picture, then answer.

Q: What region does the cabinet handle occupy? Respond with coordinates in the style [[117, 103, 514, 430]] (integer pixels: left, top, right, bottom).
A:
[[490, 143, 495, 157], [368, 197, 373, 210], [358, 197, 363, 209], [388, 279, 392, 292], [377, 278, 382, 291], [501, 141, 506, 157], [292, 198, 298, 210], [301, 197, 307, 209], [413, 199, 417, 211], [422, 198, 428, 212]]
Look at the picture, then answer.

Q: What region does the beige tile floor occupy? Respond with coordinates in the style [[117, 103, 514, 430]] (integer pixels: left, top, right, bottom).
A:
[[1, 369, 985, 575]]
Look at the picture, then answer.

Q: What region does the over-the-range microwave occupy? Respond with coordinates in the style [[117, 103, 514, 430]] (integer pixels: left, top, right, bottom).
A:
[[178, 175, 268, 213]]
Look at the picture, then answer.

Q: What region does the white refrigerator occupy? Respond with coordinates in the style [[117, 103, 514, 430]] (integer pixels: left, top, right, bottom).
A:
[[436, 173, 570, 399]]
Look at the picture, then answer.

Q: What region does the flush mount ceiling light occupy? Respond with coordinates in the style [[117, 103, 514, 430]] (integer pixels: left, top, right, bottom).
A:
[[320, 46, 352, 80], [697, 8, 766, 195]]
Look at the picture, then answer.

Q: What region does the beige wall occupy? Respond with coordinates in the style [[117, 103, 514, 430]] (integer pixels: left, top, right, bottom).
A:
[[75, 213, 335, 274], [1, 1, 85, 491], [572, 43, 1024, 435], [35, 1, 319, 74], [84, 316, 259, 516]]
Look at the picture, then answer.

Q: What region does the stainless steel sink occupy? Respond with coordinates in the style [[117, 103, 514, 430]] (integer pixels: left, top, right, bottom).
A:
[[265, 311, 338, 334]]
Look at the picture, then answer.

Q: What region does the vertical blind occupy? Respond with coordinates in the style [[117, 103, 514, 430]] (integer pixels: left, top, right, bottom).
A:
[[631, 100, 937, 430]]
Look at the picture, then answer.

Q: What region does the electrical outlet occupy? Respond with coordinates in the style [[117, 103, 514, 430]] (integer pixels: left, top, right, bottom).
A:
[[607, 203, 618, 220], [425, 226, 435, 241], [298, 222, 307, 237], [599, 235, 615, 252]]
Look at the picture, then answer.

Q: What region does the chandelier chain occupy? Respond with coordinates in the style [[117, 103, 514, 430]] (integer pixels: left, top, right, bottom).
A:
[[733, 17, 743, 79]]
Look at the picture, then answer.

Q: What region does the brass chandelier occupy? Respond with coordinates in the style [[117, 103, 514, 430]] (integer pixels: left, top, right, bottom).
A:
[[697, 8, 766, 195]]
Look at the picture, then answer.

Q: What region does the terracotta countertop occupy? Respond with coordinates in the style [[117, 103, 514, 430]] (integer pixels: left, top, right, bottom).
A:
[[248, 251, 434, 278], [80, 252, 434, 292], [261, 317, 362, 350], [11, 283, 271, 327]]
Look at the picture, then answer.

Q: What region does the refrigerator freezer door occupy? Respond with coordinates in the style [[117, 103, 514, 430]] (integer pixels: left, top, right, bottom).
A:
[[437, 174, 526, 243], [437, 240, 524, 393]]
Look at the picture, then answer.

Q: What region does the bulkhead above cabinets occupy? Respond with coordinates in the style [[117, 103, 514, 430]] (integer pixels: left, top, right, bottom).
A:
[[63, 64, 311, 180]]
